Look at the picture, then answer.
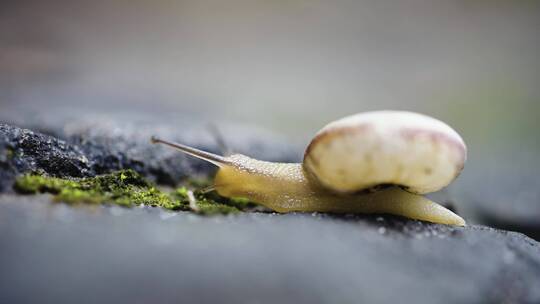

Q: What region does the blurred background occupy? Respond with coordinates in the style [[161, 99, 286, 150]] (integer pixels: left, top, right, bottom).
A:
[[1, 0, 539, 232]]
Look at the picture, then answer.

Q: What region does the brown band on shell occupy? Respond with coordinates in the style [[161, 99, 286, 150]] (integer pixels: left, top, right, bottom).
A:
[[302, 123, 373, 191], [399, 127, 467, 178], [303, 123, 373, 161]]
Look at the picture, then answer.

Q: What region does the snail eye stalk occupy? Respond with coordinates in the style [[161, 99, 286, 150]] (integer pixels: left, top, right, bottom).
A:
[[151, 136, 231, 167]]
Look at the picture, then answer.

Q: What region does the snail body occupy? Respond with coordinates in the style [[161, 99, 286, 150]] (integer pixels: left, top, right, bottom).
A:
[[152, 111, 467, 226], [215, 155, 463, 225]]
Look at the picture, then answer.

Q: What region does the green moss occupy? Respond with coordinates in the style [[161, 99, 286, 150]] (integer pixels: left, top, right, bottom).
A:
[[5, 147, 14, 159], [170, 186, 241, 215], [14, 170, 258, 215], [185, 178, 213, 189]]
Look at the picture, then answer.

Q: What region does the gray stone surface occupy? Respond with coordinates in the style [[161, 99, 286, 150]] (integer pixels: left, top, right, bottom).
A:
[[0, 196, 539, 304]]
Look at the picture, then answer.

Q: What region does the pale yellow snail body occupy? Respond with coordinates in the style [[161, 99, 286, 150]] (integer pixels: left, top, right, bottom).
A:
[[152, 111, 467, 226]]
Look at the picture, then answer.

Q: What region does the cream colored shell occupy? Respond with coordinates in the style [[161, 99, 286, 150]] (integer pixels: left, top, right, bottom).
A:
[[303, 111, 467, 194]]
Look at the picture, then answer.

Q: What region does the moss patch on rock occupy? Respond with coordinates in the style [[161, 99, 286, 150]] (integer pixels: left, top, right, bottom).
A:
[[5, 147, 14, 159], [14, 169, 257, 215]]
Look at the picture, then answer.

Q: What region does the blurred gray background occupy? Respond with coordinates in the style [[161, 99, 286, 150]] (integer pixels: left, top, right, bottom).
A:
[[1, 0, 540, 228]]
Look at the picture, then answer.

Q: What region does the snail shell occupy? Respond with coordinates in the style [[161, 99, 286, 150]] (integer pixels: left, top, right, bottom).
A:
[[303, 111, 467, 194]]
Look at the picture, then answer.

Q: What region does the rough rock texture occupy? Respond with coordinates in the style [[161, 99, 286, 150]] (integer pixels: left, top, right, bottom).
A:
[[0, 197, 539, 304], [0, 118, 300, 192], [0, 124, 92, 191]]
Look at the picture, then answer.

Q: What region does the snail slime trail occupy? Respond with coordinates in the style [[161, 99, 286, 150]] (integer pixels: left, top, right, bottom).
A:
[[151, 111, 467, 226]]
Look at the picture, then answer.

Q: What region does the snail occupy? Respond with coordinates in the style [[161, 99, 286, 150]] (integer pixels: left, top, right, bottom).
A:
[[151, 111, 467, 226]]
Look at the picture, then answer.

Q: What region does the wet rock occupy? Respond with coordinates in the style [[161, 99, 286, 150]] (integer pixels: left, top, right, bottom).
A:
[[0, 197, 539, 304]]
